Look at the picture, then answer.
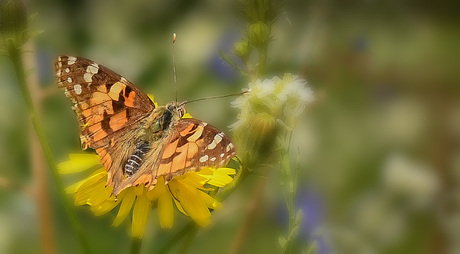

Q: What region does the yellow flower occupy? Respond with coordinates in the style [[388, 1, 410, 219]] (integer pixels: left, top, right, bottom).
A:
[[59, 154, 235, 238]]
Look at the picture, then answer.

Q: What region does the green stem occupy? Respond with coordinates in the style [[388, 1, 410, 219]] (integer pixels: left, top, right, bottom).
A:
[[281, 130, 297, 254], [157, 165, 250, 253], [215, 165, 250, 202], [256, 46, 268, 77], [130, 238, 142, 254], [156, 223, 196, 254], [8, 45, 92, 254], [178, 225, 198, 254]]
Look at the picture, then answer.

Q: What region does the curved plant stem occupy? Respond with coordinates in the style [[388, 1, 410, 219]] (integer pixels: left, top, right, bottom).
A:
[[281, 129, 299, 254], [130, 238, 142, 254], [26, 43, 57, 254], [156, 165, 250, 253], [178, 225, 199, 254], [157, 222, 196, 254], [230, 174, 267, 254], [7, 45, 92, 254], [215, 165, 249, 202]]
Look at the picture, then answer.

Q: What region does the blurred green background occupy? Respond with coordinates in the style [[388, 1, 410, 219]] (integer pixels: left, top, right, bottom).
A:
[[1, 0, 459, 253]]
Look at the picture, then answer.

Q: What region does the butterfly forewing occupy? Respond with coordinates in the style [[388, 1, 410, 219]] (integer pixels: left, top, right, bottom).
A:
[[55, 56, 155, 150]]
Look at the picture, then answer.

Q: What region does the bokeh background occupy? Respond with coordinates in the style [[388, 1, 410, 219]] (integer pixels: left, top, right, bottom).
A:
[[1, 0, 459, 253]]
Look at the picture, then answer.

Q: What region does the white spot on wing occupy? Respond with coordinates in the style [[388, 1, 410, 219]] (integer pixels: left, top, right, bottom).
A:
[[87, 64, 99, 74], [67, 77, 72, 83], [84, 73, 92, 82], [210, 157, 216, 162], [65, 68, 70, 73], [84, 64, 99, 83], [199, 155, 209, 163], [226, 143, 234, 152], [74, 84, 82, 95], [67, 56, 77, 65], [207, 132, 224, 150], [220, 153, 225, 157]]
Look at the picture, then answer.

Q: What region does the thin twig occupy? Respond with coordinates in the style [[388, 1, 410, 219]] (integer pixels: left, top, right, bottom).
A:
[[156, 223, 197, 254], [7, 45, 92, 254], [157, 165, 250, 254], [130, 238, 142, 254], [26, 42, 57, 254], [281, 129, 298, 254], [178, 225, 199, 254], [230, 175, 267, 254]]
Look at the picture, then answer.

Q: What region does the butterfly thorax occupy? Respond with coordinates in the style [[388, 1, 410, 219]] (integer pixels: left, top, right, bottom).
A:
[[143, 102, 185, 137], [123, 102, 185, 176]]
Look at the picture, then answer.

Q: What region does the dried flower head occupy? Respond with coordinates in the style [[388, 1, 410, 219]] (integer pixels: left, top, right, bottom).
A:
[[230, 73, 314, 168]]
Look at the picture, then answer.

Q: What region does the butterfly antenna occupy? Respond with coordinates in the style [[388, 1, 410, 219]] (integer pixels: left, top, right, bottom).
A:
[[184, 89, 251, 105], [173, 33, 178, 103]]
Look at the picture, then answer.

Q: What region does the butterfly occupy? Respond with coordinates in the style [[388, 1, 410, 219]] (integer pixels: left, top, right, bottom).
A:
[[55, 56, 236, 196]]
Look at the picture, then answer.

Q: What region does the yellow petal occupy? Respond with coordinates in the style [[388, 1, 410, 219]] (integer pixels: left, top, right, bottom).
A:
[[198, 191, 222, 210], [182, 113, 193, 119], [197, 167, 214, 176], [206, 174, 234, 187], [58, 154, 102, 174], [147, 94, 155, 103], [147, 176, 166, 201], [179, 171, 208, 187], [132, 191, 151, 238], [91, 198, 119, 216], [66, 178, 88, 194], [134, 185, 144, 196], [169, 179, 211, 227], [158, 191, 174, 229], [113, 189, 136, 226], [73, 170, 107, 206], [65, 168, 106, 194], [87, 183, 112, 207], [91, 190, 126, 216], [206, 168, 236, 187], [173, 198, 188, 216], [216, 167, 236, 175], [147, 94, 159, 107]]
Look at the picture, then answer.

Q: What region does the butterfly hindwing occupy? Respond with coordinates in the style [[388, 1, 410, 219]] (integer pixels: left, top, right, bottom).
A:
[[157, 118, 236, 178]]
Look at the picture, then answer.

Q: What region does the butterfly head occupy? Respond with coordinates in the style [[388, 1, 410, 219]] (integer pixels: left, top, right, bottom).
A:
[[166, 101, 186, 119]]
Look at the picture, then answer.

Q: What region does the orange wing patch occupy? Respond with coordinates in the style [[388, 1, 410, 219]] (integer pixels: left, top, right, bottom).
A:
[[109, 110, 128, 132], [180, 124, 195, 136], [154, 119, 236, 182], [162, 139, 179, 159]]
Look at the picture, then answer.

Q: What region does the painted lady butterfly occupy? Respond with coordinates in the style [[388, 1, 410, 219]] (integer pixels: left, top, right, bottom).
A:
[[55, 56, 236, 196]]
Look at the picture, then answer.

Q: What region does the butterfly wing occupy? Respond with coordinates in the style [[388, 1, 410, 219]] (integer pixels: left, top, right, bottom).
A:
[[113, 118, 236, 194], [55, 55, 155, 183], [157, 118, 237, 177]]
